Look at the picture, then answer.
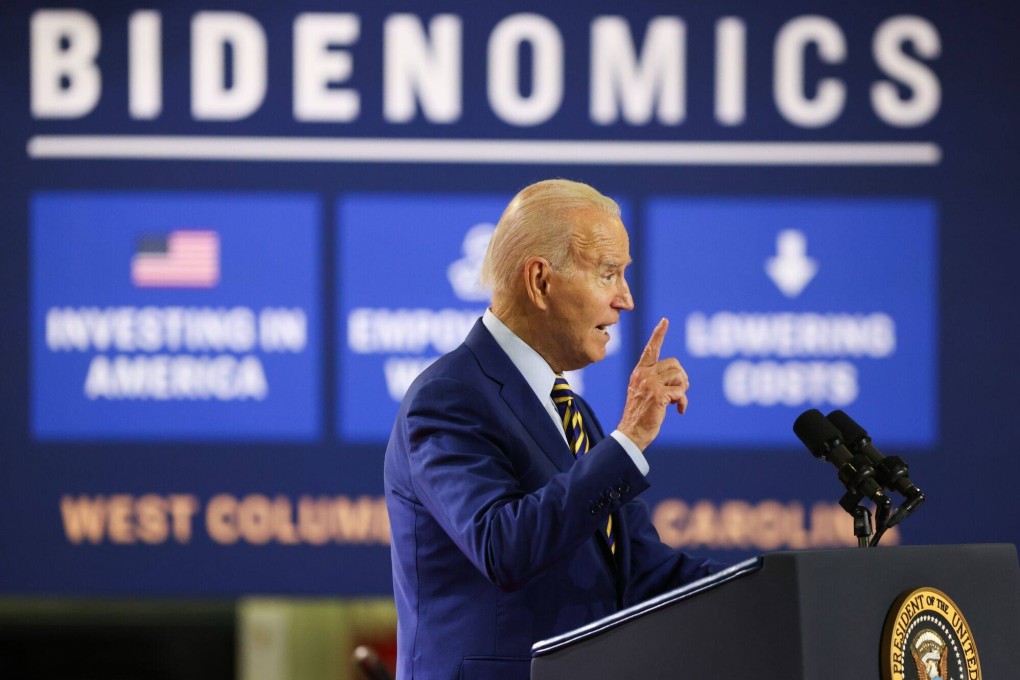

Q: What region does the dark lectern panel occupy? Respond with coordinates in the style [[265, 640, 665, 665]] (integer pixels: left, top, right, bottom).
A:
[[531, 544, 1020, 680]]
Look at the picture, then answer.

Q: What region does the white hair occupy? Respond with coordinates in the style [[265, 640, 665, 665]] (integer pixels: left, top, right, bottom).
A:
[[480, 179, 621, 301]]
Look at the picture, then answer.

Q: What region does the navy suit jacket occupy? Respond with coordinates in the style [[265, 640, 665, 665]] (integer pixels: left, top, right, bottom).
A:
[[384, 320, 723, 680]]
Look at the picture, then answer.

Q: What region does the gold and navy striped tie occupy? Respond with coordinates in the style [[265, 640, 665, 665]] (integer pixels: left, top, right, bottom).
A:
[[552, 374, 615, 553]]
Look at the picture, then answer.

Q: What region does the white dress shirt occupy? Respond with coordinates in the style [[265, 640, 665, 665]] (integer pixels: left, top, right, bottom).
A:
[[482, 309, 649, 475]]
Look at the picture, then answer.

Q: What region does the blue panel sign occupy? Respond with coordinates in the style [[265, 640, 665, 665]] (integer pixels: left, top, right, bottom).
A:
[[337, 194, 632, 441], [31, 193, 321, 440], [644, 199, 937, 447]]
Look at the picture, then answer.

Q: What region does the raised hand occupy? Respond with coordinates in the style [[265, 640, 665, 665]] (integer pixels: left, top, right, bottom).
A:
[[617, 318, 690, 451]]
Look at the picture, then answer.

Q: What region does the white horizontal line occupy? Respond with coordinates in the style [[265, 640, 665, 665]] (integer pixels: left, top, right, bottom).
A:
[[26, 135, 942, 166]]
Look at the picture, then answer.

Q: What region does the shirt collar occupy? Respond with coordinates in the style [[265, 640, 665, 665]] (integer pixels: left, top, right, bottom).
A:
[[482, 308, 558, 404]]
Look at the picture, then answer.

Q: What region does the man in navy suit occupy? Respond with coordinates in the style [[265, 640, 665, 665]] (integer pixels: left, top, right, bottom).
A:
[[385, 179, 724, 680]]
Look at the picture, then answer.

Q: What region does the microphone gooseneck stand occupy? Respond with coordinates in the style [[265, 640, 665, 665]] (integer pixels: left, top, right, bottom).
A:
[[794, 409, 925, 548], [826, 409, 926, 547], [837, 484, 890, 548]]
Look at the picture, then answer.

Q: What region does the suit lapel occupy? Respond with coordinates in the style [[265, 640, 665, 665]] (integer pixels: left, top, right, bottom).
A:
[[464, 320, 576, 472], [465, 319, 624, 574]]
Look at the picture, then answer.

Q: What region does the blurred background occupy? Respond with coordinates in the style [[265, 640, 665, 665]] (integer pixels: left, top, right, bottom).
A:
[[2, 1, 1018, 678]]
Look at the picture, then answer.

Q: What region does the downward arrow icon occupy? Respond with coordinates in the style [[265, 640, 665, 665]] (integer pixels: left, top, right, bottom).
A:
[[765, 229, 817, 298]]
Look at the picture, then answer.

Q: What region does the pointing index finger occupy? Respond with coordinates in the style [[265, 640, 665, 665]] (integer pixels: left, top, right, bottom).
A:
[[639, 318, 669, 366]]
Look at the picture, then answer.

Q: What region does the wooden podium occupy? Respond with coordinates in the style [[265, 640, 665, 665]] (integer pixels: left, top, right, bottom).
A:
[[531, 544, 1020, 679]]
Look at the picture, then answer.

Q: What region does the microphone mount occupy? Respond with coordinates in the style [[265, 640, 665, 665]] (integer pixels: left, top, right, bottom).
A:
[[826, 410, 926, 538], [794, 409, 892, 548]]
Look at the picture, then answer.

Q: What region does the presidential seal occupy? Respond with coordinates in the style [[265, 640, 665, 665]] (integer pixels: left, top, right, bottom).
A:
[[881, 587, 981, 680]]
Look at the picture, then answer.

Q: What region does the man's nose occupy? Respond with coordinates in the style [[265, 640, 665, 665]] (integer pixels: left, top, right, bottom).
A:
[[613, 279, 634, 311]]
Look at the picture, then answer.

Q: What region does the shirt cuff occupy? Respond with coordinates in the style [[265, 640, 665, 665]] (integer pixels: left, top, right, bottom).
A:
[[610, 430, 649, 476]]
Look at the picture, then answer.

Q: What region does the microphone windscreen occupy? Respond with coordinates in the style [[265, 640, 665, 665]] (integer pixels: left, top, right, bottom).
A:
[[827, 410, 867, 444], [793, 409, 840, 454]]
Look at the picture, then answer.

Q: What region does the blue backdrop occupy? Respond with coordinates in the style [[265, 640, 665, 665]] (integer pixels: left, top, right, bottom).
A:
[[1, 0, 1018, 596]]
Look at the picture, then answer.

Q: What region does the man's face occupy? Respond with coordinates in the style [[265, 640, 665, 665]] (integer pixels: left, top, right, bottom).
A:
[[541, 210, 634, 372]]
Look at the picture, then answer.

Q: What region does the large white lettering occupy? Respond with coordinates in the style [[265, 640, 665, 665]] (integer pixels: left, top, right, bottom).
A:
[[871, 15, 941, 127], [30, 10, 101, 118], [715, 17, 746, 126], [128, 11, 162, 119], [46, 306, 258, 353], [191, 11, 267, 120], [384, 14, 462, 123], [686, 310, 895, 410], [45, 306, 308, 354], [488, 14, 564, 126], [293, 13, 360, 122], [723, 360, 858, 407], [259, 308, 307, 353], [591, 16, 685, 125], [84, 354, 269, 401], [27, 10, 942, 130], [685, 311, 896, 358], [347, 308, 480, 354], [774, 15, 847, 128]]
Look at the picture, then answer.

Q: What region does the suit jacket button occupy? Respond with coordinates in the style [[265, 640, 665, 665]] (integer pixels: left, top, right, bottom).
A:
[[589, 504, 600, 515], [616, 482, 630, 494], [609, 489, 621, 500]]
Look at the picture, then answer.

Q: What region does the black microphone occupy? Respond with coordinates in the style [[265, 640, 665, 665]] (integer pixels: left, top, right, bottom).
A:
[[793, 409, 890, 509], [826, 410, 924, 526]]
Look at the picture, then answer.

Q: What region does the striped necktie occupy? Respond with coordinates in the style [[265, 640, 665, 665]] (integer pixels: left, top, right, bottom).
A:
[[551, 374, 615, 553]]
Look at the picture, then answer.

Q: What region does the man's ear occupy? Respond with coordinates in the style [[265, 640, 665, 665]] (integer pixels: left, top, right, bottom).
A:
[[523, 256, 552, 310]]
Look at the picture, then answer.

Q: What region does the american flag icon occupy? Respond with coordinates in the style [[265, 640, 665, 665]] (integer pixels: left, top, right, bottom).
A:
[[131, 230, 220, 288]]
